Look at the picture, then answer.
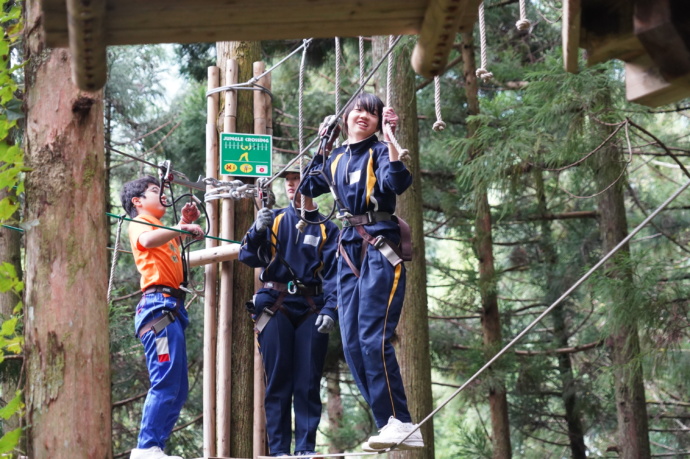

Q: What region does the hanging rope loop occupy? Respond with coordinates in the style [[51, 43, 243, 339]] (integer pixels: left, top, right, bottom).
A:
[[476, 2, 494, 82], [107, 214, 126, 304], [432, 76, 446, 132], [516, 0, 531, 30], [383, 36, 410, 162]]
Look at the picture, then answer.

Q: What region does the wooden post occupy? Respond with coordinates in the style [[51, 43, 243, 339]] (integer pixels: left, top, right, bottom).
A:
[[252, 61, 269, 459], [217, 58, 239, 456], [204, 65, 221, 458]]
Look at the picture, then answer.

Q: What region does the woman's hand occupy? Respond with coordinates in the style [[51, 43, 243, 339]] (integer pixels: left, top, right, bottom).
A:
[[382, 106, 398, 138]]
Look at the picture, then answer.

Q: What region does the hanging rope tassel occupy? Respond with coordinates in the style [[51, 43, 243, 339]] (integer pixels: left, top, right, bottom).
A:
[[107, 214, 126, 304], [432, 76, 446, 132], [516, 0, 531, 31], [384, 35, 410, 163], [476, 2, 494, 82], [296, 39, 309, 233]]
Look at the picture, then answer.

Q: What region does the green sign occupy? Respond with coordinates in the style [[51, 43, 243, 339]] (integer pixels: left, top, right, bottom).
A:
[[220, 133, 273, 177]]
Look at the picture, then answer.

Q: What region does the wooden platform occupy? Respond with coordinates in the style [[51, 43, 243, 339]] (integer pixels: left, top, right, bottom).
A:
[[563, 0, 690, 107]]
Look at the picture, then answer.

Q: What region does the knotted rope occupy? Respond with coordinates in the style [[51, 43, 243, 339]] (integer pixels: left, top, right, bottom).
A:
[[516, 0, 531, 31], [476, 2, 494, 82], [335, 37, 341, 149], [384, 35, 410, 162], [432, 76, 446, 132], [359, 36, 365, 86], [296, 39, 309, 232]]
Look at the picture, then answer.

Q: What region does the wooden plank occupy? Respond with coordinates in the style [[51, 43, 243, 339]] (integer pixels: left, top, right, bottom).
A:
[[562, 0, 581, 73], [626, 54, 690, 107], [634, 0, 690, 81], [47, 19, 422, 47], [411, 0, 480, 78], [43, 0, 426, 47], [65, 0, 106, 90]]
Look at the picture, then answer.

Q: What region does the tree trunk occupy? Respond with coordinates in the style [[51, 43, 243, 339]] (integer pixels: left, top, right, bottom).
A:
[[216, 40, 260, 459], [326, 364, 343, 455], [534, 170, 587, 459], [594, 133, 651, 459], [373, 35, 435, 459], [24, 2, 111, 457], [461, 31, 512, 459]]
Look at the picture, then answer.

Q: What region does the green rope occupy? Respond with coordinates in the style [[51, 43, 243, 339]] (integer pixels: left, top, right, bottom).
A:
[[1, 224, 24, 232], [106, 212, 241, 244]]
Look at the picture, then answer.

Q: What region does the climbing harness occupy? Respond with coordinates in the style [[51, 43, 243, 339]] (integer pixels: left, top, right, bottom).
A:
[[476, 2, 494, 82]]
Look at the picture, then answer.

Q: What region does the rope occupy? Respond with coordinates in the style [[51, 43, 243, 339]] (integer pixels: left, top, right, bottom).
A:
[[387, 177, 690, 450], [107, 214, 126, 304], [105, 212, 241, 245], [386, 35, 393, 105], [383, 36, 410, 163], [205, 39, 312, 98], [476, 2, 494, 82], [359, 36, 365, 86], [296, 39, 308, 232], [432, 76, 446, 132], [334, 37, 341, 149], [516, 0, 531, 31]]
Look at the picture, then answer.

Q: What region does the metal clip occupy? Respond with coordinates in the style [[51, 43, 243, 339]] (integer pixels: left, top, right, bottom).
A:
[[287, 281, 299, 295]]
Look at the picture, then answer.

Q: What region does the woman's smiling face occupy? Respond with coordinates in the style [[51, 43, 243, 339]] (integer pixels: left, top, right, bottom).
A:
[[345, 104, 379, 143]]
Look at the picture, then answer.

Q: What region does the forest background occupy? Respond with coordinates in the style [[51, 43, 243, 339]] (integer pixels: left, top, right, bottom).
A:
[[1, 0, 690, 458]]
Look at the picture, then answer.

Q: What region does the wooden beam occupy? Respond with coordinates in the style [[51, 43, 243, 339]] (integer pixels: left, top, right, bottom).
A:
[[411, 0, 480, 78], [43, 0, 427, 47], [634, 0, 690, 82], [562, 0, 581, 73], [189, 243, 240, 268], [65, 0, 106, 90], [626, 54, 690, 107]]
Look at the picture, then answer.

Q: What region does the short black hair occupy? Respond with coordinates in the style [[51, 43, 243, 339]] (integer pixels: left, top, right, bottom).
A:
[[120, 175, 159, 218], [341, 92, 384, 138]]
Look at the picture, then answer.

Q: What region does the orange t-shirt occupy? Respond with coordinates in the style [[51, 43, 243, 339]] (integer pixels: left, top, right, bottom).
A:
[[129, 214, 184, 291]]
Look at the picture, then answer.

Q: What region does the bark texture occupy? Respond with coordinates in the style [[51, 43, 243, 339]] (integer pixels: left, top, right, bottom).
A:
[[216, 40, 261, 459], [24, 1, 111, 457]]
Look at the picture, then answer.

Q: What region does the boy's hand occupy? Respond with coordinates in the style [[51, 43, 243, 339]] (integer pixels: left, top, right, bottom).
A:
[[315, 314, 335, 333], [181, 223, 204, 240], [181, 202, 200, 224]]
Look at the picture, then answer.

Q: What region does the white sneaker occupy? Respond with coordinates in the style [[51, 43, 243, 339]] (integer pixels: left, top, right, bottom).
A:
[[130, 446, 183, 459], [362, 441, 385, 452], [367, 416, 424, 450]]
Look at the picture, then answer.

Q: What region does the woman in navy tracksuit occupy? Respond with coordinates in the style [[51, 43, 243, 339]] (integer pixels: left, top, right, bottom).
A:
[[298, 93, 423, 451], [240, 171, 339, 457]]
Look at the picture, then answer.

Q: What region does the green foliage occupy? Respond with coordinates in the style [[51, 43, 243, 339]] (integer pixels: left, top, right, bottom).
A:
[[0, 1, 24, 455]]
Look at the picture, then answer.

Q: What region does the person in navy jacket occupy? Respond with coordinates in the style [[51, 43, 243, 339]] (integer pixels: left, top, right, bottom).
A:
[[298, 93, 423, 451], [239, 170, 339, 457]]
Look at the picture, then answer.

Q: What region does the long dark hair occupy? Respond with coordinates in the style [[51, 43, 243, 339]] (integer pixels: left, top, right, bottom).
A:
[[341, 92, 384, 138]]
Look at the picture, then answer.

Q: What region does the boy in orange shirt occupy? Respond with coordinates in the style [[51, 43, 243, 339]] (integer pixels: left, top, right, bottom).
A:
[[120, 175, 204, 459]]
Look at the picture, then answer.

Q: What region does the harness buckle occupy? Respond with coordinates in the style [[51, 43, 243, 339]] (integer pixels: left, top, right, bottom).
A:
[[373, 235, 386, 249]]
